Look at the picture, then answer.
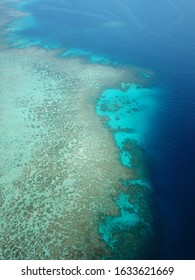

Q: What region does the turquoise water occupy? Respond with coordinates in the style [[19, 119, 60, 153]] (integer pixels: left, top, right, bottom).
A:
[[0, 0, 160, 260], [97, 84, 161, 155], [2, 0, 195, 259], [62, 48, 113, 65], [99, 193, 139, 250], [96, 83, 160, 258]]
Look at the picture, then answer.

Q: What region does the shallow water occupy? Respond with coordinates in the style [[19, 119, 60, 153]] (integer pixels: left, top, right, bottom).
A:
[[0, 46, 155, 259], [1, 0, 195, 259]]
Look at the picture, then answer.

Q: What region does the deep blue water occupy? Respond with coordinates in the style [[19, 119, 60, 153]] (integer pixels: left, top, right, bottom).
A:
[[9, 0, 195, 259]]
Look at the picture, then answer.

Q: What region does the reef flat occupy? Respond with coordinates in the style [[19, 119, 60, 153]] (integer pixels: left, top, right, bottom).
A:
[[0, 0, 158, 259]]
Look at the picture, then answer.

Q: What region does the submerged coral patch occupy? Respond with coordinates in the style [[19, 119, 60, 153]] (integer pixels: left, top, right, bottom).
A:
[[0, 46, 154, 259], [0, 0, 159, 260]]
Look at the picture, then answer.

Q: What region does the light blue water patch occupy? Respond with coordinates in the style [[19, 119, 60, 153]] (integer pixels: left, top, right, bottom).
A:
[[6, 15, 61, 49], [139, 72, 152, 79], [96, 83, 162, 171], [5, 0, 61, 49], [6, 14, 39, 48], [114, 132, 134, 167], [62, 48, 115, 64], [90, 54, 117, 64], [114, 132, 134, 149], [99, 192, 139, 249], [130, 179, 151, 189], [7, 16, 36, 33], [62, 48, 89, 57], [97, 84, 161, 149], [6, 36, 41, 48], [16, 0, 41, 11], [115, 192, 139, 214], [121, 151, 132, 167]]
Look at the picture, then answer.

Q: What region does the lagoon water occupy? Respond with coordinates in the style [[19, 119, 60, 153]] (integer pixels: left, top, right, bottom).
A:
[[1, 0, 195, 259]]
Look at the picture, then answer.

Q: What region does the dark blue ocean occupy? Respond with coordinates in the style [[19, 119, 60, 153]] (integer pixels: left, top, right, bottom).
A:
[[9, 0, 195, 259]]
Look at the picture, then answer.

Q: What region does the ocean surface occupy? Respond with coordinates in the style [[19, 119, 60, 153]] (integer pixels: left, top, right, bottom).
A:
[[1, 0, 195, 259]]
